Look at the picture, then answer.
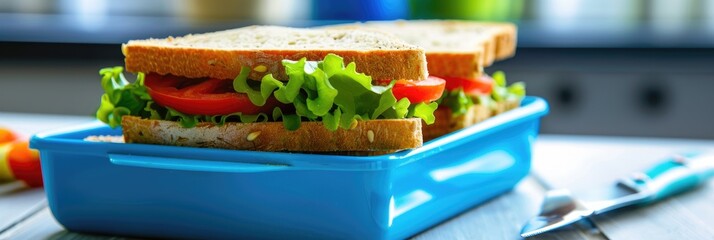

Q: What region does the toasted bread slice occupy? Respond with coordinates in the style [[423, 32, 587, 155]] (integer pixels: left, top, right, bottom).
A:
[[325, 20, 517, 79], [423, 99, 522, 141], [122, 116, 422, 153], [123, 26, 428, 81]]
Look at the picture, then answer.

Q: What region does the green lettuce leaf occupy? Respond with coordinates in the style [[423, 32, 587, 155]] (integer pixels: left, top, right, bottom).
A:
[[409, 102, 439, 124], [438, 88, 475, 117], [233, 53, 438, 130], [97, 53, 440, 131], [96, 67, 150, 128], [491, 71, 525, 102], [438, 70, 526, 117]]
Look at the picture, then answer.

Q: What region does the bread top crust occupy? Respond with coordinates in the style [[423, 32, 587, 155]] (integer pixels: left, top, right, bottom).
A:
[[324, 20, 517, 79], [362, 20, 496, 52], [128, 26, 421, 51], [355, 20, 517, 60], [122, 26, 429, 81]]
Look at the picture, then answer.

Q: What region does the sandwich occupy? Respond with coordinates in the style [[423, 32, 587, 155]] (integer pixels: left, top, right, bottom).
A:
[[95, 26, 445, 154], [324, 20, 526, 140]]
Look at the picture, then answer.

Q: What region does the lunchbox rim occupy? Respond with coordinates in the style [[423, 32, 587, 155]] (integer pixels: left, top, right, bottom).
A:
[[30, 96, 548, 171]]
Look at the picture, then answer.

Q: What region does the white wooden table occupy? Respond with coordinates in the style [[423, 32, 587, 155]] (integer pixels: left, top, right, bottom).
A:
[[2, 112, 714, 239]]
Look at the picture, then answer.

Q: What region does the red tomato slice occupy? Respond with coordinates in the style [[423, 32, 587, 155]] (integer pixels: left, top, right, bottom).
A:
[[441, 75, 494, 95], [144, 74, 278, 115], [389, 76, 446, 103]]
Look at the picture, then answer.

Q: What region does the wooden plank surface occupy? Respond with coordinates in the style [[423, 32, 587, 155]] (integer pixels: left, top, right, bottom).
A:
[[0, 112, 93, 139], [415, 177, 606, 240], [0, 208, 136, 240], [0, 112, 93, 234], [0, 182, 46, 232], [532, 135, 714, 240]]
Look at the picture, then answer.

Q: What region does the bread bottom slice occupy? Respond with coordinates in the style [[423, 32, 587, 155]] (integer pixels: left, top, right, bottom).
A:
[[423, 99, 521, 141], [122, 116, 422, 153]]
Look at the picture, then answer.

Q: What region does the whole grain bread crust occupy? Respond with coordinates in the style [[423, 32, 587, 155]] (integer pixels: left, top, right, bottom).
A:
[[325, 20, 517, 79], [425, 53, 482, 82], [123, 26, 429, 81], [124, 47, 427, 81], [122, 116, 422, 152], [418, 21, 516, 79]]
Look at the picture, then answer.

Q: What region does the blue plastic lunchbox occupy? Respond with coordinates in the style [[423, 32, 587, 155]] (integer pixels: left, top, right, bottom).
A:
[[30, 97, 548, 239]]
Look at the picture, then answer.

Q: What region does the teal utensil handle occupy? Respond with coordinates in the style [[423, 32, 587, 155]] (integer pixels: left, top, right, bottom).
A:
[[620, 153, 714, 202]]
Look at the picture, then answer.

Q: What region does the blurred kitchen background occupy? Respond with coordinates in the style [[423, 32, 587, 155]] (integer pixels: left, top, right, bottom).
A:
[[1, 0, 713, 138]]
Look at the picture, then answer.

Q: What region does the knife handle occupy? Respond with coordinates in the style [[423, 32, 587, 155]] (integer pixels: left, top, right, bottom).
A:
[[619, 153, 714, 202]]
